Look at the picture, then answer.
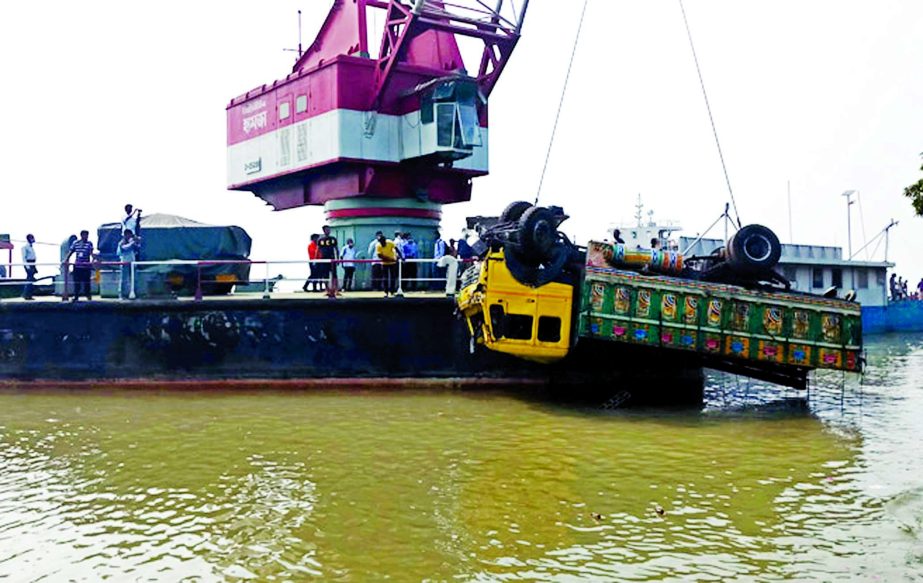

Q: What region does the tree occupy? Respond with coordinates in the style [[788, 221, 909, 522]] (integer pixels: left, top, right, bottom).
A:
[[906, 153, 923, 216]]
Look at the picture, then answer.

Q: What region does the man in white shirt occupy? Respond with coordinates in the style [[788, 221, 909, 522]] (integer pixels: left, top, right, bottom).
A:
[[340, 238, 358, 291], [21, 234, 37, 300], [118, 229, 141, 299], [366, 231, 383, 291], [121, 204, 142, 235]]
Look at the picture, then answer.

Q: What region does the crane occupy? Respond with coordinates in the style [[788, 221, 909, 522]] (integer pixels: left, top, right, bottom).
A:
[[226, 0, 530, 250]]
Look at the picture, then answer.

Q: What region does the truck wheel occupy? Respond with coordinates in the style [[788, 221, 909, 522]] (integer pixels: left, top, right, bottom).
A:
[[727, 224, 781, 273], [500, 201, 533, 223], [505, 243, 569, 287], [518, 206, 557, 261]]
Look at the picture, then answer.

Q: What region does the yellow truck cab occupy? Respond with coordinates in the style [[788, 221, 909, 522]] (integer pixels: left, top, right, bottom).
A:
[[457, 248, 574, 363]]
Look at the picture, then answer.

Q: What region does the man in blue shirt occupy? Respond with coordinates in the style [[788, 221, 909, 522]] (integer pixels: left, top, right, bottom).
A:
[[402, 233, 419, 291], [457, 231, 474, 260], [66, 230, 95, 301], [433, 230, 447, 291]]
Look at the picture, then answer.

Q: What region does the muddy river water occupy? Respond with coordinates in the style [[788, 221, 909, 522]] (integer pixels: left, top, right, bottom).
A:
[[1, 334, 921, 580]]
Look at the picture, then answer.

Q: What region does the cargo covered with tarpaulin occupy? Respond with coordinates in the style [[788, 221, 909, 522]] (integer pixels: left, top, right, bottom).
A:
[[96, 214, 252, 297]]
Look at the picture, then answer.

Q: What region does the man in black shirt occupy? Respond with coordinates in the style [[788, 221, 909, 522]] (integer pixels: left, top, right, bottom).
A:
[[317, 225, 339, 296]]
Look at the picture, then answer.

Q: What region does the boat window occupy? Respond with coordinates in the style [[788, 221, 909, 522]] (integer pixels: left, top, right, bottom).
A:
[[537, 316, 562, 343], [296, 95, 308, 113], [782, 265, 797, 283], [831, 268, 843, 289], [279, 102, 291, 121], [812, 268, 825, 288], [857, 269, 868, 289]]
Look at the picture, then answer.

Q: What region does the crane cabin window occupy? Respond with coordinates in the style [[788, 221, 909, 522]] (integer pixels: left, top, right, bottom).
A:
[[457, 104, 482, 147], [436, 103, 456, 148], [279, 102, 291, 121], [295, 95, 308, 114]]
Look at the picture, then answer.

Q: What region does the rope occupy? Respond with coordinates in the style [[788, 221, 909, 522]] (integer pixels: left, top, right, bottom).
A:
[[535, 0, 590, 205], [678, 0, 742, 228]]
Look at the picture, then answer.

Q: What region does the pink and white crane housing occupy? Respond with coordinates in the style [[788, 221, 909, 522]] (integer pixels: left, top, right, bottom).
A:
[[227, 0, 529, 242]]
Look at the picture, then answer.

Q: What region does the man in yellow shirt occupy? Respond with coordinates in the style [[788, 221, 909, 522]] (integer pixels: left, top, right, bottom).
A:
[[375, 233, 402, 296]]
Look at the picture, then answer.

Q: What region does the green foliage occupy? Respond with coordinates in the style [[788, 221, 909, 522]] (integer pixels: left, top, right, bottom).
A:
[[906, 153, 923, 216]]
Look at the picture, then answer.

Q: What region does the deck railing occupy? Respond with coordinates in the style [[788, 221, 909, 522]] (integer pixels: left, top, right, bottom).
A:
[[0, 257, 471, 301]]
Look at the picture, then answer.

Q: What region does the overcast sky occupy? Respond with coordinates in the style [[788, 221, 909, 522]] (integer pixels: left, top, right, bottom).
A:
[[1, 1, 921, 280]]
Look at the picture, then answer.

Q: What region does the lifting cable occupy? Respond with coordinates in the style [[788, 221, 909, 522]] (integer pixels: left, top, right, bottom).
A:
[[535, 0, 590, 205], [678, 0, 743, 228]]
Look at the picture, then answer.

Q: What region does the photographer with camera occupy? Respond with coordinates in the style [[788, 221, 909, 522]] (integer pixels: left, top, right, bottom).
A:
[[121, 204, 142, 236]]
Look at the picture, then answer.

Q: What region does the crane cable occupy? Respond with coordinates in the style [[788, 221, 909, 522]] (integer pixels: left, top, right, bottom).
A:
[[678, 0, 743, 228], [535, 0, 590, 205]]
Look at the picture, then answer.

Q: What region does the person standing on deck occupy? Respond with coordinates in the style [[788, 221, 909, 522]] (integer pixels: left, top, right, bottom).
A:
[[402, 233, 418, 291], [117, 229, 141, 300], [366, 231, 384, 291], [121, 204, 142, 235], [612, 229, 625, 244], [66, 230, 95, 302], [21, 234, 37, 300], [433, 230, 447, 290], [317, 225, 339, 295], [890, 273, 899, 301], [375, 233, 401, 297], [340, 239, 357, 291], [303, 234, 321, 292], [121, 205, 142, 259], [457, 230, 474, 261], [917, 278, 923, 299]]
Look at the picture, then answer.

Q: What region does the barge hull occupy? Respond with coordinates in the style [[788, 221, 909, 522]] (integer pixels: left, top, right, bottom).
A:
[[0, 298, 704, 405]]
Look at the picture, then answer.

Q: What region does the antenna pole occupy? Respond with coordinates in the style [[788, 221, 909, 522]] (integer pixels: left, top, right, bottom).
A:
[[724, 202, 729, 245], [884, 219, 897, 263], [298, 10, 303, 57]]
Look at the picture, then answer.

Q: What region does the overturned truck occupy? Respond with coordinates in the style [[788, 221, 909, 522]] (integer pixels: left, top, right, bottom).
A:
[[457, 202, 862, 389]]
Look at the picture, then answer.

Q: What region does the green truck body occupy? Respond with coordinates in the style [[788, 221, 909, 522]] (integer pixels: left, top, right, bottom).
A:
[[577, 242, 863, 374]]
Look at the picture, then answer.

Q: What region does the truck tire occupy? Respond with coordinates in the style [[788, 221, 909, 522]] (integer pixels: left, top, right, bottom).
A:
[[518, 206, 557, 261], [727, 224, 781, 273], [500, 201, 533, 223], [505, 243, 569, 287]]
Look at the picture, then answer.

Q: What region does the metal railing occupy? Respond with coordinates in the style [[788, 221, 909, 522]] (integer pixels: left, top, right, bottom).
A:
[[0, 257, 473, 301]]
